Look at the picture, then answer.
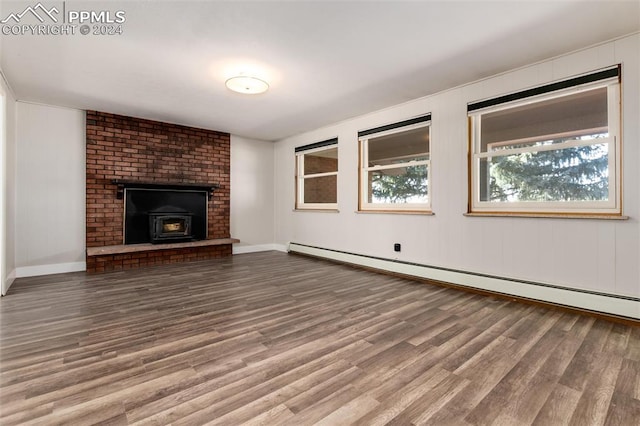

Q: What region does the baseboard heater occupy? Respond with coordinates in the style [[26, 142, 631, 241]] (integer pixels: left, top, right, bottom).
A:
[[288, 242, 639, 320]]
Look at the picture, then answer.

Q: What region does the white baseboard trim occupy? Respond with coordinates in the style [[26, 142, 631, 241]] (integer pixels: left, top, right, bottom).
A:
[[2, 269, 16, 296], [288, 243, 640, 320], [233, 244, 288, 255], [15, 262, 86, 278]]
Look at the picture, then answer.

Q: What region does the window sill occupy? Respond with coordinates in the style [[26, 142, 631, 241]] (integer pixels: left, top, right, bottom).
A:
[[464, 212, 629, 220], [294, 208, 340, 213], [356, 210, 434, 215]]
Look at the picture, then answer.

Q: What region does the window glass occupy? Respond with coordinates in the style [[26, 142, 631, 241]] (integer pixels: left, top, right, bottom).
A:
[[303, 147, 338, 174], [368, 165, 428, 204], [480, 87, 608, 152], [368, 127, 429, 165], [479, 143, 609, 203], [304, 175, 338, 204]]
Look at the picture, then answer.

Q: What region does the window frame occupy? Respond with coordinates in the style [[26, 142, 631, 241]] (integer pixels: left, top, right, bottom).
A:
[[295, 141, 338, 210], [468, 69, 622, 216], [359, 119, 432, 212]]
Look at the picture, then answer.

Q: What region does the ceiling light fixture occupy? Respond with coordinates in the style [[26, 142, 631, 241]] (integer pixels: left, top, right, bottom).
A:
[[225, 75, 269, 95]]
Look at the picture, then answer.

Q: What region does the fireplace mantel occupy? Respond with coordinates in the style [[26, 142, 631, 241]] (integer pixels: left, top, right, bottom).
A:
[[112, 179, 220, 200]]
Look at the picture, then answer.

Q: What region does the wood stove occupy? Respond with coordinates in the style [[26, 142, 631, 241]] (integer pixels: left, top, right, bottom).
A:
[[149, 212, 193, 244]]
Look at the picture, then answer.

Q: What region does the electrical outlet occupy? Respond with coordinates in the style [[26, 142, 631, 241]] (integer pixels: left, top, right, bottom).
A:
[[394, 243, 401, 252]]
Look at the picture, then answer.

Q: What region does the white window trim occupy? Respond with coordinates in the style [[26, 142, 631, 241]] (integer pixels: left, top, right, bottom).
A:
[[469, 79, 621, 215], [295, 144, 338, 210], [359, 122, 431, 212]]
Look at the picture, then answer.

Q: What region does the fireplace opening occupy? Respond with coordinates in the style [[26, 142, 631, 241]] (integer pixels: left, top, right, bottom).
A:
[[124, 188, 207, 245]]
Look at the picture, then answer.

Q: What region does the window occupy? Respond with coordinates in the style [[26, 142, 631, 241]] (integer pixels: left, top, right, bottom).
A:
[[359, 115, 431, 211], [295, 138, 338, 210], [468, 66, 621, 215]]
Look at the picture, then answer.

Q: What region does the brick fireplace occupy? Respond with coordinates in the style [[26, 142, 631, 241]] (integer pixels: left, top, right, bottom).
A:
[[85, 111, 233, 273]]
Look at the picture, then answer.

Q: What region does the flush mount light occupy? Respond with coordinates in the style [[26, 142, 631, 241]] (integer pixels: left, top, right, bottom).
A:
[[225, 75, 269, 94]]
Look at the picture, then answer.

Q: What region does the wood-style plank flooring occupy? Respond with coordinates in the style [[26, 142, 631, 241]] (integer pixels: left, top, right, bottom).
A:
[[1, 251, 639, 425]]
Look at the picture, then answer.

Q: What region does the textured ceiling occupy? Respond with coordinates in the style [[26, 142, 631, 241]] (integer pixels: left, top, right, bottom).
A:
[[1, 1, 638, 141]]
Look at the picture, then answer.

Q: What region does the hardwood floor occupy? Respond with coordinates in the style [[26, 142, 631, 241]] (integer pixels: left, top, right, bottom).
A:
[[1, 251, 638, 425]]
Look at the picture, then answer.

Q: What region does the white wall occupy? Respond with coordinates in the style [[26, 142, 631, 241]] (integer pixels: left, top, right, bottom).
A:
[[1, 72, 17, 295], [230, 135, 278, 253], [15, 102, 86, 276], [275, 34, 640, 302]]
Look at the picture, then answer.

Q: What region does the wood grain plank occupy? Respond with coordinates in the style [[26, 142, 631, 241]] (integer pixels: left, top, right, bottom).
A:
[[533, 383, 583, 426]]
